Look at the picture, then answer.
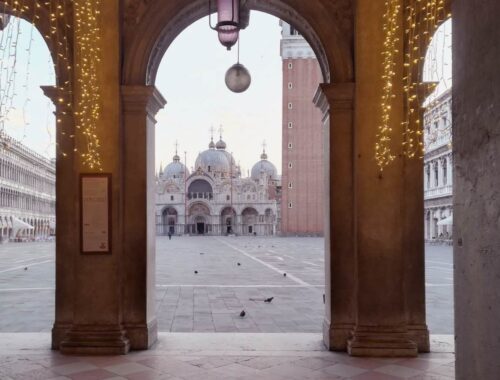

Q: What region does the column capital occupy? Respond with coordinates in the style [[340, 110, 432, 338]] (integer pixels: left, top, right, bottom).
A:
[[314, 82, 355, 118], [121, 85, 167, 117]]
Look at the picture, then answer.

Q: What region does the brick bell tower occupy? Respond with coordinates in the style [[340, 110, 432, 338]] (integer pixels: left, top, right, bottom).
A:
[[280, 21, 324, 236]]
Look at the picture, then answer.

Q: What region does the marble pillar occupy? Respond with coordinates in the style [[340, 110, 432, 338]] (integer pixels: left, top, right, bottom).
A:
[[42, 86, 76, 349], [348, 0, 418, 357], [453, 0, 500, 377], [57, 0, 129, 355], [314, 83, 356, 351], [121, 86, 166, 350]]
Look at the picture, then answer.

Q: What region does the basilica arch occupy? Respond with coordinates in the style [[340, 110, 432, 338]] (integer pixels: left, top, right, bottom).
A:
[[161, 207, 178, 235], [220, 206, 237, 235]]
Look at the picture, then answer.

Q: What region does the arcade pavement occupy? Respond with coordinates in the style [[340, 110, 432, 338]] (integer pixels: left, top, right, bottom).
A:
[[0, 333, 455, 379], [0, 237, 454, 334]]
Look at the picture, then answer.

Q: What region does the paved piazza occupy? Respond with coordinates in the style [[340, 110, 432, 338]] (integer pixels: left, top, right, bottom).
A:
[[0, 237, 453, 334]]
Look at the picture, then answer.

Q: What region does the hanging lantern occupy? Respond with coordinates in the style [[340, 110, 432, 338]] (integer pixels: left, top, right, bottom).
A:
[[209, 0, 240, 50]]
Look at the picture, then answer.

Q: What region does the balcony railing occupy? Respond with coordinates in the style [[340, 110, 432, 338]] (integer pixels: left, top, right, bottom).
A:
[[425, 131, 452, 152], [424, 185, 453, 199], [187, 192, 213, 201]]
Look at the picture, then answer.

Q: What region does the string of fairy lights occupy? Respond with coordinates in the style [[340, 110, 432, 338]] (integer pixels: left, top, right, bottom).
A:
[[375, 0, 401, 169], [377, 0, 450, 171], [0, 0, 103, 170], [73, 0, 102, 170], [0, 1, 452, 173]]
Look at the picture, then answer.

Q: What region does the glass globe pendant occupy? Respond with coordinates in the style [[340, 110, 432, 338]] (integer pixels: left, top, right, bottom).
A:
[[225, 38, 251, 93], [225, 63, 251, 93]]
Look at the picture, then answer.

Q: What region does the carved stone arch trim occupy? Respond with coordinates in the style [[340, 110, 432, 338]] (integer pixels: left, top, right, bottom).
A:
[[162, 206, 178, 216], [123, 0, 354, 85]]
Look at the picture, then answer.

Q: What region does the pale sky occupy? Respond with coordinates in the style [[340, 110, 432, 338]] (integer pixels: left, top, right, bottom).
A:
[[1, 15, 451, 172], [424, 19, 452, 101], [0, 18, 56, 157], [155, 12, 284, 176]]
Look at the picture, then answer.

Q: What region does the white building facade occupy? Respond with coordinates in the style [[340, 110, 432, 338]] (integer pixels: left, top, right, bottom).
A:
[[424, 89, 453, 243], [0, 133, 56, 242], [156, 136, 280, 236]]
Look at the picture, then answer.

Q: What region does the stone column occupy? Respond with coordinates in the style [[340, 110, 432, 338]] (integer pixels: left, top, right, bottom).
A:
[[423, 164, 428, 189], [447, 154, 453, 186], [429, 209, 435, 239], [121, 86, 166, 350], [349, 0, 418, 357], [314, 82, 356, 351], [42, 86, 77, 349], [58, 0, 129, 355], [454, 1, 500, 377], [438, 158, 444, 188], [403, 150, 429, 352]]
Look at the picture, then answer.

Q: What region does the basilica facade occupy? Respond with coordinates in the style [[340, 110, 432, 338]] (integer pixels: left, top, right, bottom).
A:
[[155, 136, 280, 236]]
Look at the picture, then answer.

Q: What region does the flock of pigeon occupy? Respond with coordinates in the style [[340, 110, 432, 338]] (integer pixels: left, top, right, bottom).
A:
[[195, 250, 286, 319]]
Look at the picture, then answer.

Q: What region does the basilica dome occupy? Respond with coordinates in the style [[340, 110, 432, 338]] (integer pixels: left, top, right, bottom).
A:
[[195, 140, 230, 174], [251, 151, 278, 181], [215, 138, 239, 176], [162, 154, 189, 179]]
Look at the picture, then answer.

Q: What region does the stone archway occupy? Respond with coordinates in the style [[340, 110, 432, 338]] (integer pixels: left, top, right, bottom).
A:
[[120, 0, 357, 353], [188, 202, 211, 235], [122, 0, 354, 84], [0, 0, 76, 351]]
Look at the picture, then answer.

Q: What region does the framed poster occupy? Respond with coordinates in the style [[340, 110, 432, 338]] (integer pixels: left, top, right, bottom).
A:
[[80, 173, 112, 254]]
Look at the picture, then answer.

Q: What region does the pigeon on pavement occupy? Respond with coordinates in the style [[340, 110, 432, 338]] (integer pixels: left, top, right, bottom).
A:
[[240, 310, 246, 318]]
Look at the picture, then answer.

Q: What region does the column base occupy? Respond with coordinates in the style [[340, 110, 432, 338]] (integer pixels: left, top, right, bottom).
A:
[[124, 319, 158, 350], [407, 324, 430, 353], [323, 319, 354, 351], [52, 322, 72, 350], [60, 325, 130, 355], [348, 326, 418, 357]]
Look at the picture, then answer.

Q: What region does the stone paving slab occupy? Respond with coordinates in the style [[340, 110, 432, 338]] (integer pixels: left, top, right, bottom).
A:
[[0, 333, 456, 379], [0, 237, 454, 334]]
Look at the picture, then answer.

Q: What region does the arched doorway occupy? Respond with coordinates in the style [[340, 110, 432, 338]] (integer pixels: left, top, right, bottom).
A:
[[241, 207, 258, 235], [188, 202, 211, 235], [220, 206, 236, 235], [161, 207, 178, 235]]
